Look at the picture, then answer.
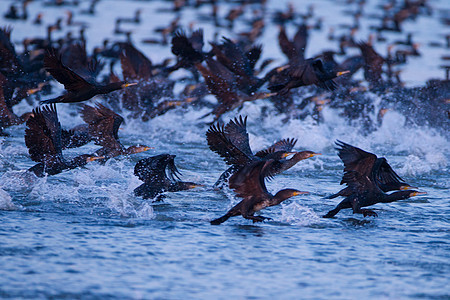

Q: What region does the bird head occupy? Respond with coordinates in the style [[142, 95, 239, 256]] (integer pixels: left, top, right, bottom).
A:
[[274, 189, 310, 202], [86, 156, 105, 162], [128, 145, 153, 154], [294, 151, 321, 160]]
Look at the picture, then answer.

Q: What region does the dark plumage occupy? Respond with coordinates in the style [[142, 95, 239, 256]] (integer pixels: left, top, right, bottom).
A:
[[41, 49, 136, 104], [278, 24, 308, 63], [170, 29, 207, 71], [0, 74, 33, 135], [80, 103, 152, 159], [324, 141, 425, 218], [210, 159, 308, 225], [206, 116, 320, 189], [134, 154, 201, 200], [24, 104, 103, 177], [357, 42, 385, 85], [268, 58, 349, 94], [326, 140, 414, 199], [197, 60, 274, 122]]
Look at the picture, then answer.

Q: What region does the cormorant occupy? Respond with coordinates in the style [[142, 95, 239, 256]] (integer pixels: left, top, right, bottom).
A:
[[79, 103, 152, 159], [211, 159, 308, 225], [207, 116, 320, 189], [326, 140, 415, 199], [41, 49, 136, 104], [25, 104, 103, 177], [134, 154, 201, 200], [324, 141, 425, 218], [268, 58, 349, 94]]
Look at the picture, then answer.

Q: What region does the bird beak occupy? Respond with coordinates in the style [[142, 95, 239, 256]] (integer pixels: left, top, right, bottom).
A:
[[142, 146, 153, 152], [276, 65, 290, 72], [282, 152, 296, 158], [122, 82, 138, 88], [293, 191, 309, 196], [336, 70, 350, 77], [263, 92, 278, 98], [166, 100, 183, 107], [188, 184, 204, 189], [400, 185, 417, 190], [411, 191, 427, 196], [309, 153, 322, 158], [87, 156, 105, 162], [27, 88, 40, 95], [185, 97, 197, 103]]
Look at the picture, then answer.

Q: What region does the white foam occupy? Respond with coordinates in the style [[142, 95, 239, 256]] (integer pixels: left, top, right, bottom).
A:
[[0, 188, 17, 211], [280, 202, 321, 226]]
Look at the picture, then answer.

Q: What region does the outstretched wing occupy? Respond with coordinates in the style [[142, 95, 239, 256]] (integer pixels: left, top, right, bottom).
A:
[[25, 104, 62, 163], [229, 160, 269, 200], [44, 49, 92, 93], [224, 115, 253, 158], [134, 155, 168, 183], [81, 103, 122, 146], [206, 122, 252, 166], [336, 140, 377, 185], [255, 138, 297, 158], [373, 158, 407, 189]]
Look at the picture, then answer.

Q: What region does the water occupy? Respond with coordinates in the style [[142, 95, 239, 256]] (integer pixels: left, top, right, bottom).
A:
[[1, 0, 449, 298]]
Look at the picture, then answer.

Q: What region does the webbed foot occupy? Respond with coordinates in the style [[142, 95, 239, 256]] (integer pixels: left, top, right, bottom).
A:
[[361, 209, 378, 217], [251, 216, 272, 223]]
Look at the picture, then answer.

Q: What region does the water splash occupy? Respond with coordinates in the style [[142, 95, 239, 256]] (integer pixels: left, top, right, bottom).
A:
[[0, 188, 17, 211], [280, 202, 321, 226]]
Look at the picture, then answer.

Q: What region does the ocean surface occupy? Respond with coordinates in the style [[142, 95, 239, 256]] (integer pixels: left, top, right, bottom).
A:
[[0, 0, 449, 299]]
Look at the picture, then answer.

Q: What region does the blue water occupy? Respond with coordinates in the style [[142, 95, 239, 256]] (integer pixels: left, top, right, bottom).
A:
[[1, 0, 449, 298]]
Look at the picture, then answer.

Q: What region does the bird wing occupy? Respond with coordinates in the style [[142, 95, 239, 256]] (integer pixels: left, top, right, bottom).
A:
[[81, 103, 122, 147], [344, 170, 377, 195], [373, 158, 406, 187], [189, 29, 204, 51], [166, 155, 182, 181], [134, 156, 168, 183], [255, 138, 297, 158], [206, 123, 253, 166], [245, 44, 262, 72], [211, 38, 253, 77], [25, 104, 62, 163], [44, 49, 93, 93], [278, 26, 296, 60], [335, 140, 377, 184], [224, 116, 253, 158], [120, 43, 153, 80], [0, 26, 23, 74], [229, 160, 269, 201], [293, 24, 308, 59], [196, 60, 237, 108]]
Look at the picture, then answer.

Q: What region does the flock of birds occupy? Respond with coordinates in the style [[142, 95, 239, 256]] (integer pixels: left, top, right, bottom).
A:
[[0, 0, 442, 223]]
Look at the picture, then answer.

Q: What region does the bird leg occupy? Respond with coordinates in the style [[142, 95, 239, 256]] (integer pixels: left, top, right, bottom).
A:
[[323, 199, 351, 218], [360, 209, 378, 217], [244, 215, 272, 223], [152, 194, 166, 203]]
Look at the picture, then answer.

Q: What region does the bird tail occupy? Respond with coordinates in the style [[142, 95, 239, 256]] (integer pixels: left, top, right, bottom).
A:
[[40, 96, 63, 105], [210, 212, 233, 225]]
